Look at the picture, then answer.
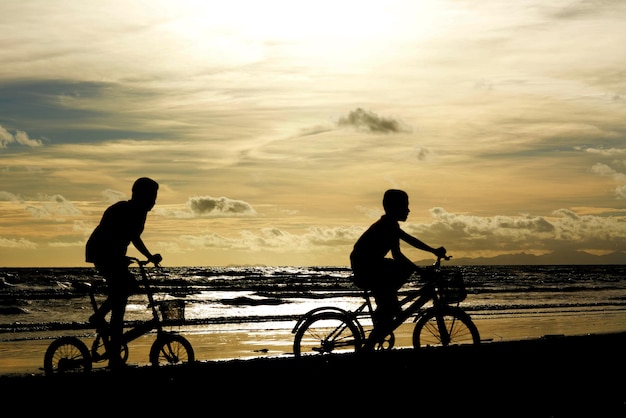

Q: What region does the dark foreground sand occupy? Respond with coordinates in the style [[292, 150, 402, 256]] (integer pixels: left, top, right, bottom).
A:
[[2, 332, 625, 417]]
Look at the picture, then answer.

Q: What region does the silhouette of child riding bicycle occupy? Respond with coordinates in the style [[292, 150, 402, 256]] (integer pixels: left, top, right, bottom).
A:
[[292, 189, 480, 355], [44, 178, 194, 375]]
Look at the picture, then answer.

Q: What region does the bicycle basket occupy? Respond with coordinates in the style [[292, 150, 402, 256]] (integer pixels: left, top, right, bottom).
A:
[[158, 299, 185, 322], [437, 270, 467, 304]]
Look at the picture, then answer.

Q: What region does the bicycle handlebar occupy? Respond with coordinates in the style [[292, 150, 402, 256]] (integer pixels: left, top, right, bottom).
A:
[[127, 256, 161, 268], [433, 254, 452, 268]]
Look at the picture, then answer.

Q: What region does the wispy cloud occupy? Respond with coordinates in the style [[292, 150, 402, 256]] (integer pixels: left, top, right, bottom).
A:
[[0, 191, 21, 201], [591, 163, 626, 199], [24, 194, 82, 219], [0, 237, 37, 249]]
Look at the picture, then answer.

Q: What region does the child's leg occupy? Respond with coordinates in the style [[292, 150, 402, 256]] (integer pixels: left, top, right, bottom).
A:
[[89, 299, 110, 328], [373, 291, 400, 325], [107, 292, 128, 369], [365, 262, 414, 349], [361, 289, 399, 350]]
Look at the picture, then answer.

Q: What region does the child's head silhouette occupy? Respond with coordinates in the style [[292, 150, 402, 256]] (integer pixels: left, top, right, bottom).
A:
[[131, 177, 159, 211], [382, 189, 410, 221], [383, 189, 408, 211]]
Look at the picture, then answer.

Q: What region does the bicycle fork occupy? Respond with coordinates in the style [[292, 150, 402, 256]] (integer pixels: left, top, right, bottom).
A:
[[435, 314, 451, 346]]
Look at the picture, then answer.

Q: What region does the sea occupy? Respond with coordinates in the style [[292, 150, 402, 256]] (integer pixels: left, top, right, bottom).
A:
[[1, 263, 626, 344]]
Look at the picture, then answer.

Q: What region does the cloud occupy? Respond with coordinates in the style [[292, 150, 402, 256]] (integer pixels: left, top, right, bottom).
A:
[[48, 240, 85, 248], [337, 108, 410, 133], [0, 237, 37, 249], [584, 147, 626, 157], [403, 207, 626, 255], [24, 194, 82, 219], [187, 196, 257, 217], [591, 163, 626, 181], [0, 124, 43, 148], [0, 191, 21, 202], [591, 163, 626, 198], [177, 225, 360, 253], [425, 207, 555, 241], [416, 147, 431, 161], [102, 189, 127, 204]]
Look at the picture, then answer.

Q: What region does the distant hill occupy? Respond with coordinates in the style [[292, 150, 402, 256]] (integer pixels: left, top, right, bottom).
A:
[[415, 250, 626, 266]]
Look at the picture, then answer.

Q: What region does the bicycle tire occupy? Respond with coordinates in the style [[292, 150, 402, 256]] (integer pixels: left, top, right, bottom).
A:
[[149, 333, 195, 367], [43, 336, 92, 376], [90, 334, 129, 364], [293, 311, 362, 357], [412, 307, 480, 348]]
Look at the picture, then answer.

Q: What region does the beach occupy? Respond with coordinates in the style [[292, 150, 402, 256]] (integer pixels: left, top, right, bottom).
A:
[[1, 330, 625, 416], [1, 313, 625, 416]]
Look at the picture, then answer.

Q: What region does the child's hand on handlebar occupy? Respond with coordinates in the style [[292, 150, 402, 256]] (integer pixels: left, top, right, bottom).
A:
[[149, 253, 163, 266], [434, 247, 448, 259]]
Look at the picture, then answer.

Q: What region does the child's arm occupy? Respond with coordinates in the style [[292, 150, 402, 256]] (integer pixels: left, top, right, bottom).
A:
[[132, 237, 161, 264], [399, 229, 446, 257]]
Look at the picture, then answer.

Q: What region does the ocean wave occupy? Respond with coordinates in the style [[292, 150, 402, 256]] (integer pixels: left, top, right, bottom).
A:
[[1, 265, 625, 340]]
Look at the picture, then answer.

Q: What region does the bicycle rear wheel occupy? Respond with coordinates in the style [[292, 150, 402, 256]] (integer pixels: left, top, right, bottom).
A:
[[412, 307, 480, 348], [43, 336, 92, 375], [293, 312, 362, 357]]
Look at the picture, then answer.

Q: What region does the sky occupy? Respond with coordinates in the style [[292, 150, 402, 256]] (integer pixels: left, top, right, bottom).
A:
[[1, 0, 625, 267]]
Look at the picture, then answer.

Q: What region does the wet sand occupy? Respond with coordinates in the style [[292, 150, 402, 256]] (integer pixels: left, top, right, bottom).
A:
[[2, 309, 626, 375]]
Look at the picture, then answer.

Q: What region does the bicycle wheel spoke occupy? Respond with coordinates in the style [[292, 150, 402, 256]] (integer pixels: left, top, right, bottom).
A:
[[160, 342, 180, 362]]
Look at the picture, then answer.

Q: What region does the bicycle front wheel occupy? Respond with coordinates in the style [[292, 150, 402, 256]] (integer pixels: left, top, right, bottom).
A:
[[293, 312, 362, 357], [412, 307, 480, 348], [149, 334, 195, 367]]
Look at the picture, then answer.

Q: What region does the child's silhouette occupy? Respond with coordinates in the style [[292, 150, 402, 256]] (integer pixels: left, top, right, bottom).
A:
[[85, 177, 162, 369], [350, 189, 446, 347]]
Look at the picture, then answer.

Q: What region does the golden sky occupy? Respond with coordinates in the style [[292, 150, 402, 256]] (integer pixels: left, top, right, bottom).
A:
[[1, 0, 625, 267]]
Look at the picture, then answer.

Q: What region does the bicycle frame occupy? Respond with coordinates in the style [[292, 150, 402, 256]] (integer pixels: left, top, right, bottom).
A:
[[44, 257, 195, 375], [292, 260, 443, 336], [89, 257, 179, 360]]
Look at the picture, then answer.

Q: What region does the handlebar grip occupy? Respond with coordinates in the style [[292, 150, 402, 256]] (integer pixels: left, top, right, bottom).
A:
[[433, 254, 452, 268]]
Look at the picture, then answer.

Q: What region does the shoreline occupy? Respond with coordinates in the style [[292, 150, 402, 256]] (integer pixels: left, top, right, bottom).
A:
[[2, 310, 626, 376]]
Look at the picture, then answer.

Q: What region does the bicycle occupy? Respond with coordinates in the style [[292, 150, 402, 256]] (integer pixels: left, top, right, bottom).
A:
[[43, 257, 195, 375], [291, 255, 480, 357]]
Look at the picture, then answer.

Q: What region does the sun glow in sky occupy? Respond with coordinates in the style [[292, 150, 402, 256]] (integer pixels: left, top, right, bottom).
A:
[[1, 0, 625, 267]]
